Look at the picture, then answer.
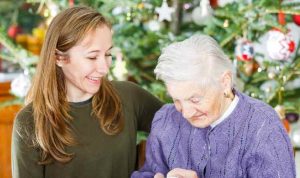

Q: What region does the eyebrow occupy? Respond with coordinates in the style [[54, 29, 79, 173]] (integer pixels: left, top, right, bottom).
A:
[[87, 46, 113, 54], [189, 94, 204, 99]]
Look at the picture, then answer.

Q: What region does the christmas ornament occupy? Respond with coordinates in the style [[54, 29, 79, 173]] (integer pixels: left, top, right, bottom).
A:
[[69, 0, 74, 7], [285, 77, 300, 90], [282, 118, 291, 133], [137, 2, 145, 9], [292, 14, 300, 26], [112, 48, 128, 81], [235, 39, 254, 62], [7, 25, 22, 39], [209, 0, 218, 8], [260, 80, 277, 95], [112, 7, 125, 16], [223, 19, 229, 28], [275, 105, 286, 120], [274, 105, 290, 133], [155, 0, 175, 22], [268, 72, 276, 79], [266, 30, 295, 61], [291, 128, 300, 147], [192, 0, 213, 26], [286, 112, 299, 123], [11, 72, 31, 98], [278, 11, 286, 25], [47, 2, 60, 17], [242, 60, 259, 76], [183, 3, 192, 10], [146, 20, 162, 31]]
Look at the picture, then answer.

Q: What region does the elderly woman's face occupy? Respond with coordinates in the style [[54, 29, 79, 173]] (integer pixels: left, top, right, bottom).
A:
[[167, 80, 227, 128]]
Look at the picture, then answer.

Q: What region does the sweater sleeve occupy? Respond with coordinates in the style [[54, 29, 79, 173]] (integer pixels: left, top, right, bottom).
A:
[[11, 106, 44, 178], [131, 105, 171, 178], [246, 122, 296, 178]]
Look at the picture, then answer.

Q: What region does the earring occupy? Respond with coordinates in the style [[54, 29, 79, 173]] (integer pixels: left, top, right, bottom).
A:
[[224, 90, 234, 100]]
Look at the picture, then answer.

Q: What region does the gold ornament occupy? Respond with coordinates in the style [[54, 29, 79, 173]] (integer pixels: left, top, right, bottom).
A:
[[274, 105, 285, 120]]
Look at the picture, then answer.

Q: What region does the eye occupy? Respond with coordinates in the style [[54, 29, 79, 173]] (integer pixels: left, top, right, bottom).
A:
[[87, 57, 97, 60], [105, 53, 113, 61], [190, 97, 201, 104]]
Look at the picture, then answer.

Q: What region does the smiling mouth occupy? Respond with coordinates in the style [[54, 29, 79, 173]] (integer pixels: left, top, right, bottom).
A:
[[87, 76, 101, 83]]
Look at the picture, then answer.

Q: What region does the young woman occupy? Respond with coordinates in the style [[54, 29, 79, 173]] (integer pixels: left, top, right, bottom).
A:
[[12, 6, 162, 178]]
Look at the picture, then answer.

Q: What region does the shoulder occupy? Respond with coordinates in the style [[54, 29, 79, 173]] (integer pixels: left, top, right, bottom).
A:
[[111, 80, 161, 106], [237, 92, 285, 138], [111, 80, 144, 93], [13, 103, 35, 141], [150, 104, 185, 135], [15, 103, 34, 125], [240, 93, 279, 124]]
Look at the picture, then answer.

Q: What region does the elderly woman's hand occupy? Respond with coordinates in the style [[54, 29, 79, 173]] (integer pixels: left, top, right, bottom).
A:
[[166, 168, 198, 178], [154, 172, 165, 178]]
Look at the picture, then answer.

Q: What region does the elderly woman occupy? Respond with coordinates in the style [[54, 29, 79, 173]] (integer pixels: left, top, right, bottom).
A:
[[132, 34, 296, 178]]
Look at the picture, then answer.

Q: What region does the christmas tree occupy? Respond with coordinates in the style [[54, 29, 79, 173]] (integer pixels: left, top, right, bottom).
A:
[[1, 0, 300, 140], [85, 0, 300, 113]]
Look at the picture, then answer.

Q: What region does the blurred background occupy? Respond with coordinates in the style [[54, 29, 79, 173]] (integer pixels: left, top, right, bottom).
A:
[[0, 0, 300, 177]]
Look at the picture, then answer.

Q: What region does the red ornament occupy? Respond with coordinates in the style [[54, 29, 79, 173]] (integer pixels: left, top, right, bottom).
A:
[[235, 39, 255, 62], [69, 0, 74, 7], [278, 11, 286, 25], [7, 25, 22, 39], [289, 40, 295, 53], [293, 15, 300, 26], [209, 0, 218, 8]]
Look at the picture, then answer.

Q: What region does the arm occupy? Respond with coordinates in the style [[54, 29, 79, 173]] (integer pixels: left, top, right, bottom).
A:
[[131, 130, 169, 178], [246, 125, 295, 178], [131, 106, 170, 178], [11, 108, 44, 178]]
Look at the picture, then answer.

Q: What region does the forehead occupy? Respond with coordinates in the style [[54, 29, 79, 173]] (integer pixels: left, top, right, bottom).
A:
[[166, 81, 205, 100], [76, 26, 112, 49]]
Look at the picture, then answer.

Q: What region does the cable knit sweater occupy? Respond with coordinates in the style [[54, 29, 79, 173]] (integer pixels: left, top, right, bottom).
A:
[[132, 91, 296, 178]]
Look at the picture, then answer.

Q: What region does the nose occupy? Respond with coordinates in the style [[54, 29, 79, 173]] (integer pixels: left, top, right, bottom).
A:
[[181, 102, 196, 119], [96, 57, 110, 74]]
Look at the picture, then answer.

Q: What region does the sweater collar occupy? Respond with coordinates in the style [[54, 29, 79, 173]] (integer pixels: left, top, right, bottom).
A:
[[209, 89, 249, 130], [210, 94, 239, 128]]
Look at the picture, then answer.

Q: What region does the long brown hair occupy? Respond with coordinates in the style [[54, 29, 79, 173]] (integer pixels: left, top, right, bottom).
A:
[[26, 6, 124, 164]]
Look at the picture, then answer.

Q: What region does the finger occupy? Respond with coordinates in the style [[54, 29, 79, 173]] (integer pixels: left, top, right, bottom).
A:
[[154, 172, 165, 178], [167, 168, 198, 178]]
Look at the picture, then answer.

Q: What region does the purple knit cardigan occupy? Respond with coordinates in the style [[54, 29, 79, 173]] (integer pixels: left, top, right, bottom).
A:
[[132, 91, 296, 178]]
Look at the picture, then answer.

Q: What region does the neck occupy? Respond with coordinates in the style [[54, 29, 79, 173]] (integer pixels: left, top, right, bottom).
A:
[[220, 95, 234, 116]]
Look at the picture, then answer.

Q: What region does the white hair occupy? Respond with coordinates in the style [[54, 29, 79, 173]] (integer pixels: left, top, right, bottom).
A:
[[154, 34, 236, 88]]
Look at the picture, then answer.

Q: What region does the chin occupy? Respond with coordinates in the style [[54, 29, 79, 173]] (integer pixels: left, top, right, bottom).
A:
[[85, 87, 100, 95], [190, 119, 211, 128]]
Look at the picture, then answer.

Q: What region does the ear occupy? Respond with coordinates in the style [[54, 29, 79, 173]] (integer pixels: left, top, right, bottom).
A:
[[55, 49, 68, 67], [220, 71, 232, 91], [56, 56, 64, 67]]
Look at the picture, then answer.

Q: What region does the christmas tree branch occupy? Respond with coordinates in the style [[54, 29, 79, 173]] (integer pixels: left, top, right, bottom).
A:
[[0, 28, 38, 69], [0, 53, 16, 62], [265, 8, 300, 15]]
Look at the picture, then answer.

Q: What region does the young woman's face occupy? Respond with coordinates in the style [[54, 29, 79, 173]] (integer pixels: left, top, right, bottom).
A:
[[57, 25, 113, 102]]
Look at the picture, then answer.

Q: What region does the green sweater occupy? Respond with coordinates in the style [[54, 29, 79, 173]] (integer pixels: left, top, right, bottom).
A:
[[11, 81, 163, 178]]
